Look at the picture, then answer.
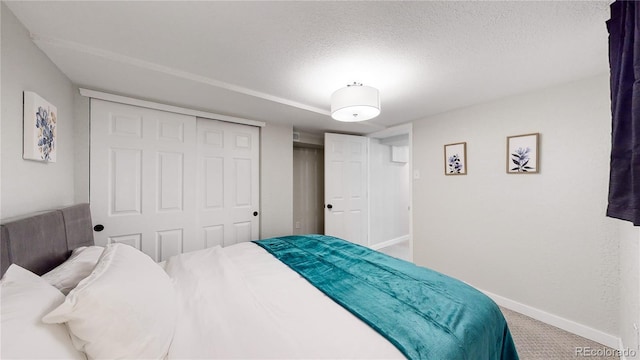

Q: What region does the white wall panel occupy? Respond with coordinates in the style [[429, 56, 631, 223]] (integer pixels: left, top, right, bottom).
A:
[[203, 157, 224, 209], [110, 148, 142, 215], [203, 225, 224, 248], [204, 130, 223, 147], [232, 222, 251, 245], [234, 159, 251, 207], [110, 113, 142, 137], [235, 133, 251, 149], [157, 152, 184, 212], [156, 229, 183, 261], [109, 233, 142, 250], [158, 120, 184, 142], [349, 161, 362, 199]]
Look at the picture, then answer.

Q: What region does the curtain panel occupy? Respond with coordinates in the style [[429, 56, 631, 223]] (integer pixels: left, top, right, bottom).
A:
[[606, 0, 640, 225]]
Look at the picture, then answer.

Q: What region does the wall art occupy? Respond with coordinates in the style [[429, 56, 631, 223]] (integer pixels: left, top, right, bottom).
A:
[[444, 142, 467, 175], [507, 133, 539, 174], [23, 91, 57, 162]]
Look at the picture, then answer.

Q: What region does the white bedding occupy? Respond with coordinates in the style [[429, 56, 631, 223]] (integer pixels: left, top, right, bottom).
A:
[[164, 242, 404, 359]]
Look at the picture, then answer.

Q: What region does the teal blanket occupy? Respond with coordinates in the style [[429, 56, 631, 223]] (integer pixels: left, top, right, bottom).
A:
[[254, 235, 518, 360]]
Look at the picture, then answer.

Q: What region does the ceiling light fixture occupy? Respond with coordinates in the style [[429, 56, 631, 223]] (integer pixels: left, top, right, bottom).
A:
[[330, 82, 380, 122]]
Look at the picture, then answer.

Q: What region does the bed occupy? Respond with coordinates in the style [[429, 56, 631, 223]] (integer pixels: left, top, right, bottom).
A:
[[1, 204, 519, 360]]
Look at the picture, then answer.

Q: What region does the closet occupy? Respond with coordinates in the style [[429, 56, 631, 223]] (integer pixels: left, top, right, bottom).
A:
[[292, 144, 324, 235], [89, 99, 260, 261]]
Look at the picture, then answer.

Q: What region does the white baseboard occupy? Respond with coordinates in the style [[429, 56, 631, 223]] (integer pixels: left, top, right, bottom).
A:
[[619, 337, 640, 360], [620, 338, 628, 360], [480, 289, 620, 349], [369, 235, 410, 250]]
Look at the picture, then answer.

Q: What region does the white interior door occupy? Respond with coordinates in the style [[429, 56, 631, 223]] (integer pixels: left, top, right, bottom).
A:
[[90, 100, 197, 261], [324, 133, 368, 246], [197, 118, 260, 247]]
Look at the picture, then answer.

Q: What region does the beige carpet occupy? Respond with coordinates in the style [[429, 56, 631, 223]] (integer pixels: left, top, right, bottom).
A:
[[500, 307, 620, 359]]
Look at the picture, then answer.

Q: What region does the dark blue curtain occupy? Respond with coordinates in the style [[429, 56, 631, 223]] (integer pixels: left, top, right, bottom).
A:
[[606, 0, 640, 225]]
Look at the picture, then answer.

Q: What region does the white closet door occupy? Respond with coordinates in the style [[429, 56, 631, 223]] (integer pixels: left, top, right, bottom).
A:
[[90, 100, 197, 261], [324, 133, 369, 246], [197, 118, 260, 248]]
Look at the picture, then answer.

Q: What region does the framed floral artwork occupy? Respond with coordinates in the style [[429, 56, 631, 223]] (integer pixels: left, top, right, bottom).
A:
[[444, 142, 467, 175], [507, 133, 539, 174], [23, 91, 57, 162]]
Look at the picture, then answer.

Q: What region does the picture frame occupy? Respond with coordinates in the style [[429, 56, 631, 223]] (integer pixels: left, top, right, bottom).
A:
[[444, 142, 467, 175], [507, 133, 539, 174], [23, 91, 57, 162]]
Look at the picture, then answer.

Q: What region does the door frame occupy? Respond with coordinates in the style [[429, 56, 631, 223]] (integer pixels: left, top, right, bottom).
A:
[[367, 123, 413, 261]]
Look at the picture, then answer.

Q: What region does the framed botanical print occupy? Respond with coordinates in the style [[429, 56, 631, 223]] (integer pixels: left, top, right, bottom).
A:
[[23, 91, 57, 162], [444, 142, 467, 175], [507, 133, 539, 174]]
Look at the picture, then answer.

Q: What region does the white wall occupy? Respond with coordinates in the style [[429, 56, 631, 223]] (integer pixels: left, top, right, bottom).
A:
[[619, 222, 640, 358], [1, 3, 77, 220], [260, 122, 293, 238], [369, 139, 410, 246], [412, 74, 620, 341]]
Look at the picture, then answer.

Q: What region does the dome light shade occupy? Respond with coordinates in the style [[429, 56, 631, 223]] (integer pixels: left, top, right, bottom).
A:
[[330, 83, 380, 122]]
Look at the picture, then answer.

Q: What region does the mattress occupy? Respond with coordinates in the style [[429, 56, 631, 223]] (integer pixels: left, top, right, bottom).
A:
[[165, 241, 405, 359], [165, 235, 518, 359]]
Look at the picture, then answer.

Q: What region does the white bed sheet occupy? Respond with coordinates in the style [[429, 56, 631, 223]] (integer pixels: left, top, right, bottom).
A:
[[164, 242, 404, 359]]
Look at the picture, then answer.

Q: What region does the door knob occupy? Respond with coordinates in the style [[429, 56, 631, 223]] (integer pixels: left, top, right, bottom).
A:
[[327, 204, 333, 209], [253, 211, 259, 216], [93, 224, 104, 232]]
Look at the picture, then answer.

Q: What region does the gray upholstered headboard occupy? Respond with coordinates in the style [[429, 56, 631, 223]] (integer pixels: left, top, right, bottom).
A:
[[0, 203, 94, 277]]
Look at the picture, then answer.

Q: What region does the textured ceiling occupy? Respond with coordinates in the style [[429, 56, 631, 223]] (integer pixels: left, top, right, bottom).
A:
[[5, 1, 611, 135]]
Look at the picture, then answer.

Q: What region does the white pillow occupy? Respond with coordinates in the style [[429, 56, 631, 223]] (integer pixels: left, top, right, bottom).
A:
[[43, 243, 177, 360], [42, 246, 104, 294], [1, 264, 85, 359]]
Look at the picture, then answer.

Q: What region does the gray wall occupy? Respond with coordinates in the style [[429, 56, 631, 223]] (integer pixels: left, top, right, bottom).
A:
[[1, 3, 76, 220], [412, 74, 621, 338]]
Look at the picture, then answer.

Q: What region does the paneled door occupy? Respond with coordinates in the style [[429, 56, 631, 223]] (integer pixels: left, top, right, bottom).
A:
[[197, 118, 260, 247], [90, 100, 198, 261], [324, 133, 369, 246]]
